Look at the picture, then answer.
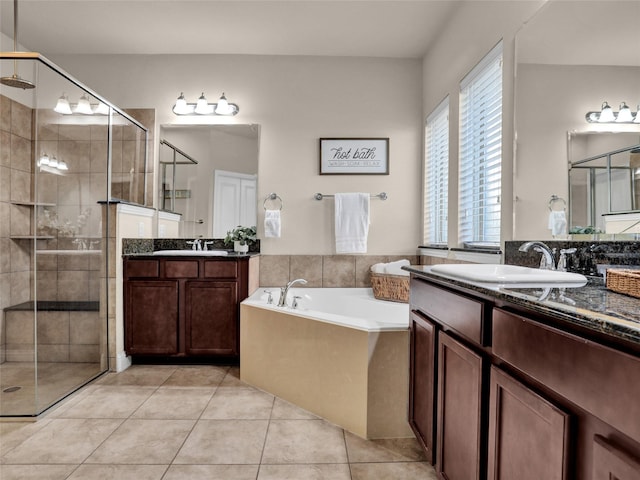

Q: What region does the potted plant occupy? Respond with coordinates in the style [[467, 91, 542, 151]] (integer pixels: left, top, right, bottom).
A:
[[224, 225, 257, 253]]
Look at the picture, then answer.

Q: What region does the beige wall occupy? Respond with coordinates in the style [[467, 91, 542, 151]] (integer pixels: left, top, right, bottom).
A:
[[421, 0, 545, 247], [48, 54, 423, 256]]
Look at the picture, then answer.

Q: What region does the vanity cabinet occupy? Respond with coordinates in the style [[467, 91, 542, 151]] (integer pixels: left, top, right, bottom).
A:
[[124, 255, 258, 360], [409, 311, 437, 462], [408, 273, 640, 480]]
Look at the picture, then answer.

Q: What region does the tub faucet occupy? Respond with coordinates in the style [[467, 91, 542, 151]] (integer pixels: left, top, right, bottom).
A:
[[278, 278, 308, 307], [518, 241, 556, 270]]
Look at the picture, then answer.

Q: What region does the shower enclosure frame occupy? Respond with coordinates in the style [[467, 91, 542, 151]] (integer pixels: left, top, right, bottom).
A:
[[0, 51, 149, 417]]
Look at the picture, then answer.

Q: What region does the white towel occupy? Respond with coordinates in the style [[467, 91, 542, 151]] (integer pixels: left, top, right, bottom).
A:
[[548, 210, 567, 236], [264, 209, 281, 238], [335, 193, 370, 254], [384, 259, 410, 276], [370, 263, 385, 274]]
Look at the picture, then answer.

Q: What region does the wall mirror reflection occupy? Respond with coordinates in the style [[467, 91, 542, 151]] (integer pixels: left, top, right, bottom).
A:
[[514, 0, 640, 240], [158, 124, 260, 238], [569, 132, 640, 233]]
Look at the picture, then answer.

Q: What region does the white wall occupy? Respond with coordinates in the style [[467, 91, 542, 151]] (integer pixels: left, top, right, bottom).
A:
[[48, 53, 423, 255], [421, 0, 545, 247]]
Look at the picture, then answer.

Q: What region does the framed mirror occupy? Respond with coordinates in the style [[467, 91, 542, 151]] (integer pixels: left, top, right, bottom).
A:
[[158, 124, 260, 238]]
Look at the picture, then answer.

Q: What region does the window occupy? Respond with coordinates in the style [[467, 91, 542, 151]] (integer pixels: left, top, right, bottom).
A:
[[424, 97, 449, 245], [459, 41, 503, 247]]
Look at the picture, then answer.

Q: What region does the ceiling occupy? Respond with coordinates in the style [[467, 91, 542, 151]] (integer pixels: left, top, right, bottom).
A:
[[0, 0, 461, 58]]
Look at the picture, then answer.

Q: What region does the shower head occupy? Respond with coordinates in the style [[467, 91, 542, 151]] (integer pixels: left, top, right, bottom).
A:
[[0, 73, 35, 89], [1, 0, 35, 89]]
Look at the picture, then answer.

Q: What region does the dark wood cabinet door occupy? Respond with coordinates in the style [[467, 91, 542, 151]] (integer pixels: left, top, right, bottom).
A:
[[592, 435, 640, 480], [125, 280, 179, 355], [409, 311, 437, 464], [185, 281, 238, 356], [437, 331, 484, 480], [487, 366, 570, 480]]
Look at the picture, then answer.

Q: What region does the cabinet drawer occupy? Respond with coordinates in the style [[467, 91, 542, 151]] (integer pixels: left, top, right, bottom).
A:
[[410, 277, 485, 345], [593, 435, 640, 480], [124, 259, 159, 278], [204, 260, 237, 278], [165, 260, 199, 278], [493, 308, 640, 442]]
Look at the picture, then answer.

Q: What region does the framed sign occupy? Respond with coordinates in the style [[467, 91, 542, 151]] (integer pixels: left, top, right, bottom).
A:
[[319, 138, 389, 175]]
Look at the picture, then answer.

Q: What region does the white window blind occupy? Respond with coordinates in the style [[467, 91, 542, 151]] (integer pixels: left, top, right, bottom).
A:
[[424, 97, 449, 245], [458, 41, 503, 247]]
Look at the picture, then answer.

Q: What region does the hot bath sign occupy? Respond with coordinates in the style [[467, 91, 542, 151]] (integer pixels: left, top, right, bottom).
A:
[[319, 138, 389, 175]]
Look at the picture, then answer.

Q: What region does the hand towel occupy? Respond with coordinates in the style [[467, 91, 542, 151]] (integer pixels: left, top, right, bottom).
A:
[[335, 193, 370, 254], [384, 259, 410, 276], [264, 209, 281, 238], [548, 210, 567, 236]]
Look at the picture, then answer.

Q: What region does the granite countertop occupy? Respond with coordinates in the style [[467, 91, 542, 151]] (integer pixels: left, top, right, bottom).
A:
[[123, 251, 259, 258], [405, 265, 640, 348]]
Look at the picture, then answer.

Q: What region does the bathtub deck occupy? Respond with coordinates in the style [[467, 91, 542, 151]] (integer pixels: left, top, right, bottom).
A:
[[240, 303, 413, 440]]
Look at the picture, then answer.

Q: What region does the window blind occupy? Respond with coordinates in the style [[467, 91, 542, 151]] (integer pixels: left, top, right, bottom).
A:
[[424, 97, 449, 245], [458, 41, 503, 247]]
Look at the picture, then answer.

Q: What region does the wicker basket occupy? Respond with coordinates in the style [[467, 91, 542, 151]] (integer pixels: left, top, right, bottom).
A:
[[606, 269, 640, 299], [370, 272, 410, 303]]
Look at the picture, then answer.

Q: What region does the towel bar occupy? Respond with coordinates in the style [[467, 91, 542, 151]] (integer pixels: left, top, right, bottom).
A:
[[314, 192, 387, 201]]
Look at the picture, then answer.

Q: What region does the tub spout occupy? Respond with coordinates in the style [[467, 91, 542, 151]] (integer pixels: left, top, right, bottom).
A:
[[278, 278, 308, 307]]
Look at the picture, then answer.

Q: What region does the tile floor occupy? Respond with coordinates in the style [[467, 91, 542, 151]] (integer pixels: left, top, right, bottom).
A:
[[0, 364, 437, 479]]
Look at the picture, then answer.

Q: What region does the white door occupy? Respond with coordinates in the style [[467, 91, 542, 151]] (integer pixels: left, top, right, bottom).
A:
[[212, 170, 257, 237]]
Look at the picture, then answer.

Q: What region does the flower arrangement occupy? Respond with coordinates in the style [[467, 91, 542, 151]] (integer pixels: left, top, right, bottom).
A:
[[224, 225, 257, 247]]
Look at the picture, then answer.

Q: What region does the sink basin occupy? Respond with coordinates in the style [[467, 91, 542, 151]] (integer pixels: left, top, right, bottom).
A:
[[152, 250, 229, 256], [430, 264, 587, 286]]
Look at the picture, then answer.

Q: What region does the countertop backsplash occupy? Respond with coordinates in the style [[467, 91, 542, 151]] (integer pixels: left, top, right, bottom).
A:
[[122, 238, 260, 255], [505, 241, 640, 277]]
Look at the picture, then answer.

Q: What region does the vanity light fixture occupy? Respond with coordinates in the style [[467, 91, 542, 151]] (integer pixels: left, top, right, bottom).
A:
[[585, 101, 639, 123], [172, 92, 239, 116], [53, 92, 108, 115], [38, 153, 68, 171]]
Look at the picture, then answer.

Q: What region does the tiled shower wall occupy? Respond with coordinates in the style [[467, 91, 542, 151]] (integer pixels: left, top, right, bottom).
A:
[[258, 254, 418, 288], [0, 95, 33, 362]]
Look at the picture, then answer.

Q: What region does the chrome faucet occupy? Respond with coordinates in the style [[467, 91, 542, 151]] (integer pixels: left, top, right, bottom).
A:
[[186, 239, 202, 250], [518, 241, 556, 270], [278, 278, 308, 307]]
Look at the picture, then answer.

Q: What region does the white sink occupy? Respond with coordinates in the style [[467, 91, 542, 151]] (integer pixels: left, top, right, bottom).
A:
[[152, 250, 229, 256], [430, 264, 587, 286]]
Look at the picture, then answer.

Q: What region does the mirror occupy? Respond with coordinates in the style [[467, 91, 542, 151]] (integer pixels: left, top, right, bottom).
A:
[[514, 0, 640, 240], [568, 132, 640, 233], [158, 124, 260, 238]]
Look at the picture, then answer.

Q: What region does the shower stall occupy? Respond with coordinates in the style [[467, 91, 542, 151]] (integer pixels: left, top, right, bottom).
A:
[[0, 52, 148, 417]]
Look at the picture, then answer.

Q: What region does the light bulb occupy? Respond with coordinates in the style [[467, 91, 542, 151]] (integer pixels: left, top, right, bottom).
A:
[[93, 102, 109, 115], [75, 94, 93, 115], [616, 102, 633, 122], [598, 101, 615, 122], [214, 93, 232, 115], [634, 105, 640, 124], [57, 159, 68, 171], [172, 92, 192, 115], [48, 156, 59, 168], [195, 92, 213, 114], [39, 153, 50, 166], [54, 94, 72, 115]]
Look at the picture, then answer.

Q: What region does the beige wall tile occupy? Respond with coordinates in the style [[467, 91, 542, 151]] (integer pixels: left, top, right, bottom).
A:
[[0, 130, 10, 166], [0, 239, 10, 273], [70, 311, 100, 345], [9, 169, 30, 203], [37, 311, 70, 344], [37, 343, 70, 362], [36, 271, 58, 301], [0, 166, 9, 202], [58, 125, 91, 142], [70, 344, 100, 362], [0, 95, 11, 132], [322, 256, 356, 287], [11, 134, 32, 172], [57, 270, 90, 301], [10, 270, 31, 304], [10, 100, 32, 140], [259, 255, 290, 287], [289, 255, 322, 287], [59, 140, 91, 173], [10, 203, 30, 236], [10, 240, 30, 272], [6, 311, 34, 344], [0, 202, 9, 237]]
